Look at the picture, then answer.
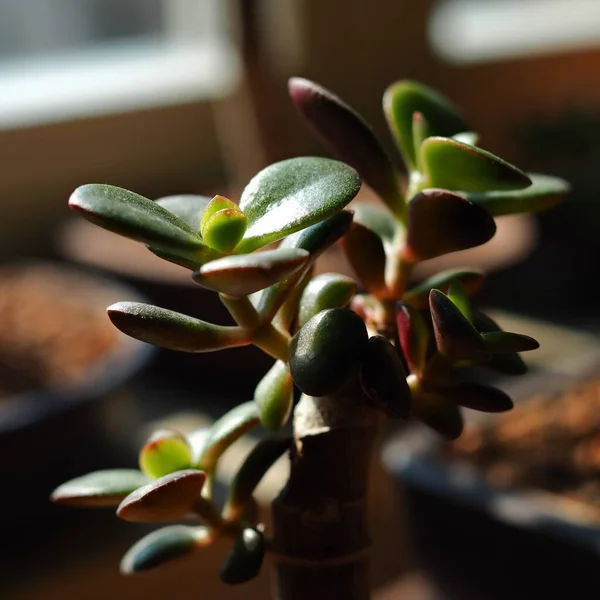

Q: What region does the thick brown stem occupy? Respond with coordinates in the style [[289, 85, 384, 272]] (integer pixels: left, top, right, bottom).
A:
[[271, 379, 383, 600]]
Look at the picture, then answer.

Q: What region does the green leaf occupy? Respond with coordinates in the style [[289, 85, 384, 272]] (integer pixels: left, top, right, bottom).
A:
[[396, 302, 430, 375], [192, 248, 310, 297], [288, 78, 404, 217], [196, 402, 260, 472], [273, 267, 314, 331], [139, 430, 194, 479], [200, 195, 239, 230], [50, 469, 150, 508], [121, 525, 210, 574], [341, 223, 388, 297], [412, 111, 431, 171], [383, 80, 468, 170], [255, 210, 353, 322], [404, 269, 485, 310], [254, 361, 294, 430], [116, 470, 206, 522], [406, 189, 496, 261], [236, 157, 361, 253], [289, 308, 368, 396], [201, 208, 247, 253], [482, 331, 539, 353], [155, 194, 212, 230], [298, 273, 358, 328], [412, 387, 464, 440], [107, 302, 250, 352], [447, 280, 472, 322], [223, 436, 291, 522], [443, 382, 513, 413], [352, 202, 399, 244], [146, 247, 203, 271], [220, 528, 265, 585], [463, 173, 570, 216], [429, 289, 490, 362], [421, 137, 531, 192], [69, 184, 210, 261], [452, 131, 480, 146], [359, 336, 411, 418]]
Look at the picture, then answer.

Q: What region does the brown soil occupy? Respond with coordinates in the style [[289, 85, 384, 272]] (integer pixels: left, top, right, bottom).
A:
[[442, 376, 600, 510], [0, 264, 120, 399]]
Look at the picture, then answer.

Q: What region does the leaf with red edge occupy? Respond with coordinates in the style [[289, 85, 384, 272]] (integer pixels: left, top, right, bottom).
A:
[[396, 302, 430, 375]]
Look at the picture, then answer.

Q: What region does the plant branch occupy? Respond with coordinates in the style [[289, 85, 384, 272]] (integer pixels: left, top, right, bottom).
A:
[[220, 293, 261, 329]]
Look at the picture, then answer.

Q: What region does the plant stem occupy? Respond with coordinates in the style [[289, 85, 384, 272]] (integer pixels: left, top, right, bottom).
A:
[[270, 378, 383, 600], [220, 294, 260, 330], [252, 324, 290, 361]]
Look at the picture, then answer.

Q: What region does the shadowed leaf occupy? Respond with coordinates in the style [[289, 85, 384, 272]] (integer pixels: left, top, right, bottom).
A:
[[139, 430, 193, 480], [384, 80, 468, 169], [50, 470, 151, 508], [352, 202, 399, 243], [298, 273, 357, 328], [443, 382, 513, 413], [107, 302, 249, 352], [429, 290, 489, 362], [360, 336, 411, 418], [254, 361, 294, 430], [421, 137, 531, 192], [412, 111, 431, 170], [273, 267, 314, 331], [155, 194, 212, 230], [121, 525, 211, 574], [146, 247, 203, 271], [196, 402, 260, 472], [223, 436, 291, 522], [396, 303, 429, 375], [289, 308, 369, 396], [288, 77, 404, 217], [192, 248, 309, 297], [406, 189, 496, 261], [482, 331, 539, 353], [236, 157, 360, 253], [116, 470, 206, 522], [413, 387, 464, 440], [220, 528, 265, 585], [69, 184, 210, 261]]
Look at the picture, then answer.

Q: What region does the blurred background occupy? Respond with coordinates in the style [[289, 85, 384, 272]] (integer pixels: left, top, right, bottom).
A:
[[1, 1, 600, 598]]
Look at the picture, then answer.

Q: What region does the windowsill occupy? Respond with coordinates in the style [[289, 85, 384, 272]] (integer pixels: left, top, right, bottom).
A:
[[0, 37, 241, 130]]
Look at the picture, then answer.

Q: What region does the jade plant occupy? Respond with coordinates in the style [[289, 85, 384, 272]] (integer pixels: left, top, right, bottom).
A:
[[50, 78, 569, 599]]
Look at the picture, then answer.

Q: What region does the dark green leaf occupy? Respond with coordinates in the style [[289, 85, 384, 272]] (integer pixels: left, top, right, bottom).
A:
[[421, 137, 531, 192], [406, 189, 496, 261], [224, 436, 291, 522], [107, 302, 249, 352], [146, 247, 203, 271], [220, 528, 265, 585], [360, 336, 411, 418], [384, 80, 468, 170], [396, 302, 429, 375], [447, 280, 472, 322], [298, 273, 357, 328], [413, 387, 464, 440], [237, 157, 360, 253], [192, 248, 309, 297], [196, 402, 260, 472], [254, 361, 294, 430], [289, 308, 369, 396], [155, 194, 212, 230], [288, 77, 404, 217], [404, 269, 484, 310], [69, 184, 210, 261], [352, 202, 399, 243], [121, 525, 210, 574], [116, 470, 206, 522], [51, 470, 150, 508], [139, 430, 193, 479], [443, 382, 513, 413], [482, 331, 539, 353]]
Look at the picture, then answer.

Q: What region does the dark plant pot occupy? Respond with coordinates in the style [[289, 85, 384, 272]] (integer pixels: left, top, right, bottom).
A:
[[382, 315, 600, 600]]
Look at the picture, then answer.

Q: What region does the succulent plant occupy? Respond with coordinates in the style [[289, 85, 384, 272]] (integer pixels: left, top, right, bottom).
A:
[[51, 77, 569, 599]]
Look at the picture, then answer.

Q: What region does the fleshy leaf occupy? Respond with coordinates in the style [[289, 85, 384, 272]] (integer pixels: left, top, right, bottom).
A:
[[452, 131, 480, 146], [116, 470, 206, 522], [220, 528, 265, 585], [421, 137, 531, 192], [121, 525, 211, 574], [155, 194, 212, 230], [255, 210, 353, 322], [412, 386, 464, 440], [404, 269, 484, 310], [383, 80, 468, 170], [463, 173, 570, 216], [139, 430, 193, 480], [254, 361, 294, 430], [288, 77, 404, 217], [298, 273, 358, 328], [236, 157, 360, 253], [341, 223, 388, 297], [273, 267, 314, 331], [406, 189, 496, 261], [443, 382, 513, 413], [146, 247, 203, 271], [289, 308, 369, 396], [447, 280, 472, 322], [200, 195, 239, 231], [412, 112, 431, 171], [50, 469, 150, 508], [201, 208, 247, 253], [481, 331, 539, 353], [69, 184, 210, 261], [352, 202, 399, 243], [359, 336, 411, 418], [196, 402, 260, 472], [429, 289, 490, 362], [223, 436, 291, 522], [192, 248, 309, 297], [396, 303, 429, 375], [107, 302, 250, 352]]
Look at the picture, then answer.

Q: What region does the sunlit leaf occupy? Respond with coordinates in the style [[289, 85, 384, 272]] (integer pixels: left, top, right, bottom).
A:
[[412, 111, 431, 170], [297, 273, 357, 328], [254, 361, 294, 430], [452, 131, 480, 146], [482, 331, 539, 353], [200, 195, 240, 231], [447, 280, 472, 322], [220, 528, 265, 585], [236, 157, 360, 253], [201, 208, 247, 253], [139, 430, 193, 480]]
